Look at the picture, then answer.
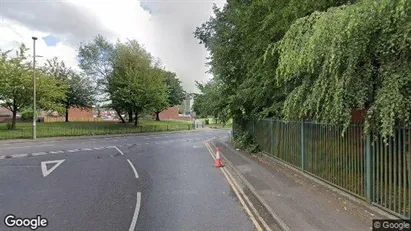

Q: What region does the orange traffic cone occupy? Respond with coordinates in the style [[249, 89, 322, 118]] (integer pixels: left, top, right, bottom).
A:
[[214, 148, 223, 168]]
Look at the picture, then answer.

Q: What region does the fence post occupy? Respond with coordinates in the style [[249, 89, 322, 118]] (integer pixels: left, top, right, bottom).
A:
[[253, 117, 256, 137], [270, 118, 273, 155], [301, 120, 305, 171], [365, 134, 373, 202]]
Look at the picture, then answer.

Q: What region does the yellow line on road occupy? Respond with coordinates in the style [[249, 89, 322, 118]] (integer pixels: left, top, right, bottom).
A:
[[204, 141, 265, 231]]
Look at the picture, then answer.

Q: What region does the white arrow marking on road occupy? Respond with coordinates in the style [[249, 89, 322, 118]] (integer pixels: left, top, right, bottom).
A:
[[41, 159, 65, 177]]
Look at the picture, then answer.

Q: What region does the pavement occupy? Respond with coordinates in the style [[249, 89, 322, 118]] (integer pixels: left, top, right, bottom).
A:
[[209, 137, 396, 231], [0, 129, 256, 231]]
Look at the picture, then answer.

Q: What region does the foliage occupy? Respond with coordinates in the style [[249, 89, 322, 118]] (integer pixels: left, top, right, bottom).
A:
[[0, 44, 67, 129], [43, 58, 94, 121], [232, 129, 259, 153], [78, 35, 181, 124], [164, 71, 186, 107], [192, 79, 229, 123], [274, 0, 411, 137], [108, 40, 169, 125], [194, 0, 411, 140]]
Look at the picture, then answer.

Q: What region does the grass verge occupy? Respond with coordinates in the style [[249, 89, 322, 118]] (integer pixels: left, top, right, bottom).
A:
[[0, 119, 193, 140]]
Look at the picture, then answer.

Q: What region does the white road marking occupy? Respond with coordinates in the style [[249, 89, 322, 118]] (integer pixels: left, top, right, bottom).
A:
[[93, 147, 104, 150], [67, 149, 80, 153], [129, 192, 141, 231], [127, 159, 139, 179], [12, 154, 27, 158], [32, 152, 48, 155], [0, 156, 5, 160], [1, 144, 54, 150], [41, 159, 65, 177], [81, 148, 93, 151], [114, 146, 124, 156], [49, 151, 64, 154]]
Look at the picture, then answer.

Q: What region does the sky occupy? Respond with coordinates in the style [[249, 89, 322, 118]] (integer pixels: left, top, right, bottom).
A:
[[0, 0, 226, 93]]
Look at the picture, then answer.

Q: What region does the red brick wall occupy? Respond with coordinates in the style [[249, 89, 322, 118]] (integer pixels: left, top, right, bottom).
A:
[[43, 107, 94, 122], [158, 107, 192, 121], [68, 107, 93, 119]]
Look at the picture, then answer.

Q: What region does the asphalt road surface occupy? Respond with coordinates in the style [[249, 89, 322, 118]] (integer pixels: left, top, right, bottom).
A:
[[0, 129, 255, 231]]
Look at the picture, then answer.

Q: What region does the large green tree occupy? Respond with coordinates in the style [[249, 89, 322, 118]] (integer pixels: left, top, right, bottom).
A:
[[0, 45, 66, 129], [152, 71, 186, 121], [109, 40, 168, 126], [274, 0, 411, 137], [44, 58, 94, 122], [194, 0, 357, 134]]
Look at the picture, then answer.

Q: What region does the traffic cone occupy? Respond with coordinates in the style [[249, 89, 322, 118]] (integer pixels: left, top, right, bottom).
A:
[[214, 148, 223, 168]]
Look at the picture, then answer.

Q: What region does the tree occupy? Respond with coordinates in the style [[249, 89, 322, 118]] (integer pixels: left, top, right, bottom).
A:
[[109, 40, 168, 126], [152, 71, 186, 121], [194, 0, 357, 135], [274, 0, 411, 137], [44, 58, 94, 122], [0, 44, 66, 129], [192, 79, 229, 123], [77, 35, 126, 121]]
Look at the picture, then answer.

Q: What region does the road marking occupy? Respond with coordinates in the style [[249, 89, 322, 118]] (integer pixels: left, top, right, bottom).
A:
[[204, 142, 266, 231], [0, 144, 54, 150], [127, 159, 139, 179], [0, 156, 5, 160], [129, 192, 141, 231], [93, 147, 104, 150], [145, 137, 150, 140], [67, 149, 80, 153], [49, 151, 64, 154], [81, 148, 93, 151], [33, 152, 48, 155], [114, 146, 124, 155], [12, 154, 27, 158], [41, 159, 65, 177]]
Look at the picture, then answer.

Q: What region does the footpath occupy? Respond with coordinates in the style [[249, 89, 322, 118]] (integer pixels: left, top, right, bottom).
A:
[[209, 137, 396, 231]]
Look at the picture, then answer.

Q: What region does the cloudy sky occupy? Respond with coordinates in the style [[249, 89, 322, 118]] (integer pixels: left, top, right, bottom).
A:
[[0, 0, 226, 93]]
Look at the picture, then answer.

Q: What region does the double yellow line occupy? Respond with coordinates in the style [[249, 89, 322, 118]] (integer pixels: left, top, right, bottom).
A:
[[204, 141, 271, 231]]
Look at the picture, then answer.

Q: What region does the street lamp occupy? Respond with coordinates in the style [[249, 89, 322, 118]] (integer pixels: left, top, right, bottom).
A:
[[32, 36, 37, 140]]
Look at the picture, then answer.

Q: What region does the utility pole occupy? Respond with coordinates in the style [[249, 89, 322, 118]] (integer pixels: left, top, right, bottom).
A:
[[32, 37, 37, 140]]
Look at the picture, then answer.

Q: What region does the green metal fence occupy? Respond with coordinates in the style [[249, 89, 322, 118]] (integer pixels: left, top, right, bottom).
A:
[[237, 118, 410, 219]]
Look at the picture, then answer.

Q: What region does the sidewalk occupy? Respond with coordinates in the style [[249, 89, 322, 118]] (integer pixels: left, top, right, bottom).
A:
[[210, 138, 394, 231]]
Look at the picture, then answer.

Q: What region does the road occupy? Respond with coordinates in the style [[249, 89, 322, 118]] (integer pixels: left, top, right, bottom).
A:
[[0, 129, 255, 231]]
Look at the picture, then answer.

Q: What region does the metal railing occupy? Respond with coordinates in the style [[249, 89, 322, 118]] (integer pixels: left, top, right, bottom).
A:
[[236, 118, 410, 219], [0, 124, 193, 140]]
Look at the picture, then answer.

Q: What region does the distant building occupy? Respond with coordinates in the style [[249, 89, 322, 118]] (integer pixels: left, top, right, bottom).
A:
[[0, 107, 12, 122], [184, 93, 195, 115], [156, 106, 191, 121]]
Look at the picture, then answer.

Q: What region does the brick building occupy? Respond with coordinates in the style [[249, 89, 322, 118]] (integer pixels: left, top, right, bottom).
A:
[[157, 106, 192, 121], [0, 107, 12, 122]]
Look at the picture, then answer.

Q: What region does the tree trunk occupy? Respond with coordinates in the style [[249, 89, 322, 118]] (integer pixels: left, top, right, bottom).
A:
[[65, 106, 69, 122], [155, 111, 160, 121], [11, 110, 17, 129], [114, 108, 125, 123], [128, 109, 133, 123], [134, 110, 139, 127]]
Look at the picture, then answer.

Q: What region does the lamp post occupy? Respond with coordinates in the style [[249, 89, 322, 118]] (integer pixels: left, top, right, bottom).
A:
[[32, 37, 37, 140]]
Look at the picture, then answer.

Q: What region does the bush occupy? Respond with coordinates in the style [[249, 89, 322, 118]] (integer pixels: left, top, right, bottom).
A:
[[233, 130, 259, 153], [21, 110, 33, 121], [6, 123, 13, 130]]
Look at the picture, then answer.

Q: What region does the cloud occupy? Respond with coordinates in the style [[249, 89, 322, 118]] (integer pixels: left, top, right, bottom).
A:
[[0, 0, 226, 93]]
